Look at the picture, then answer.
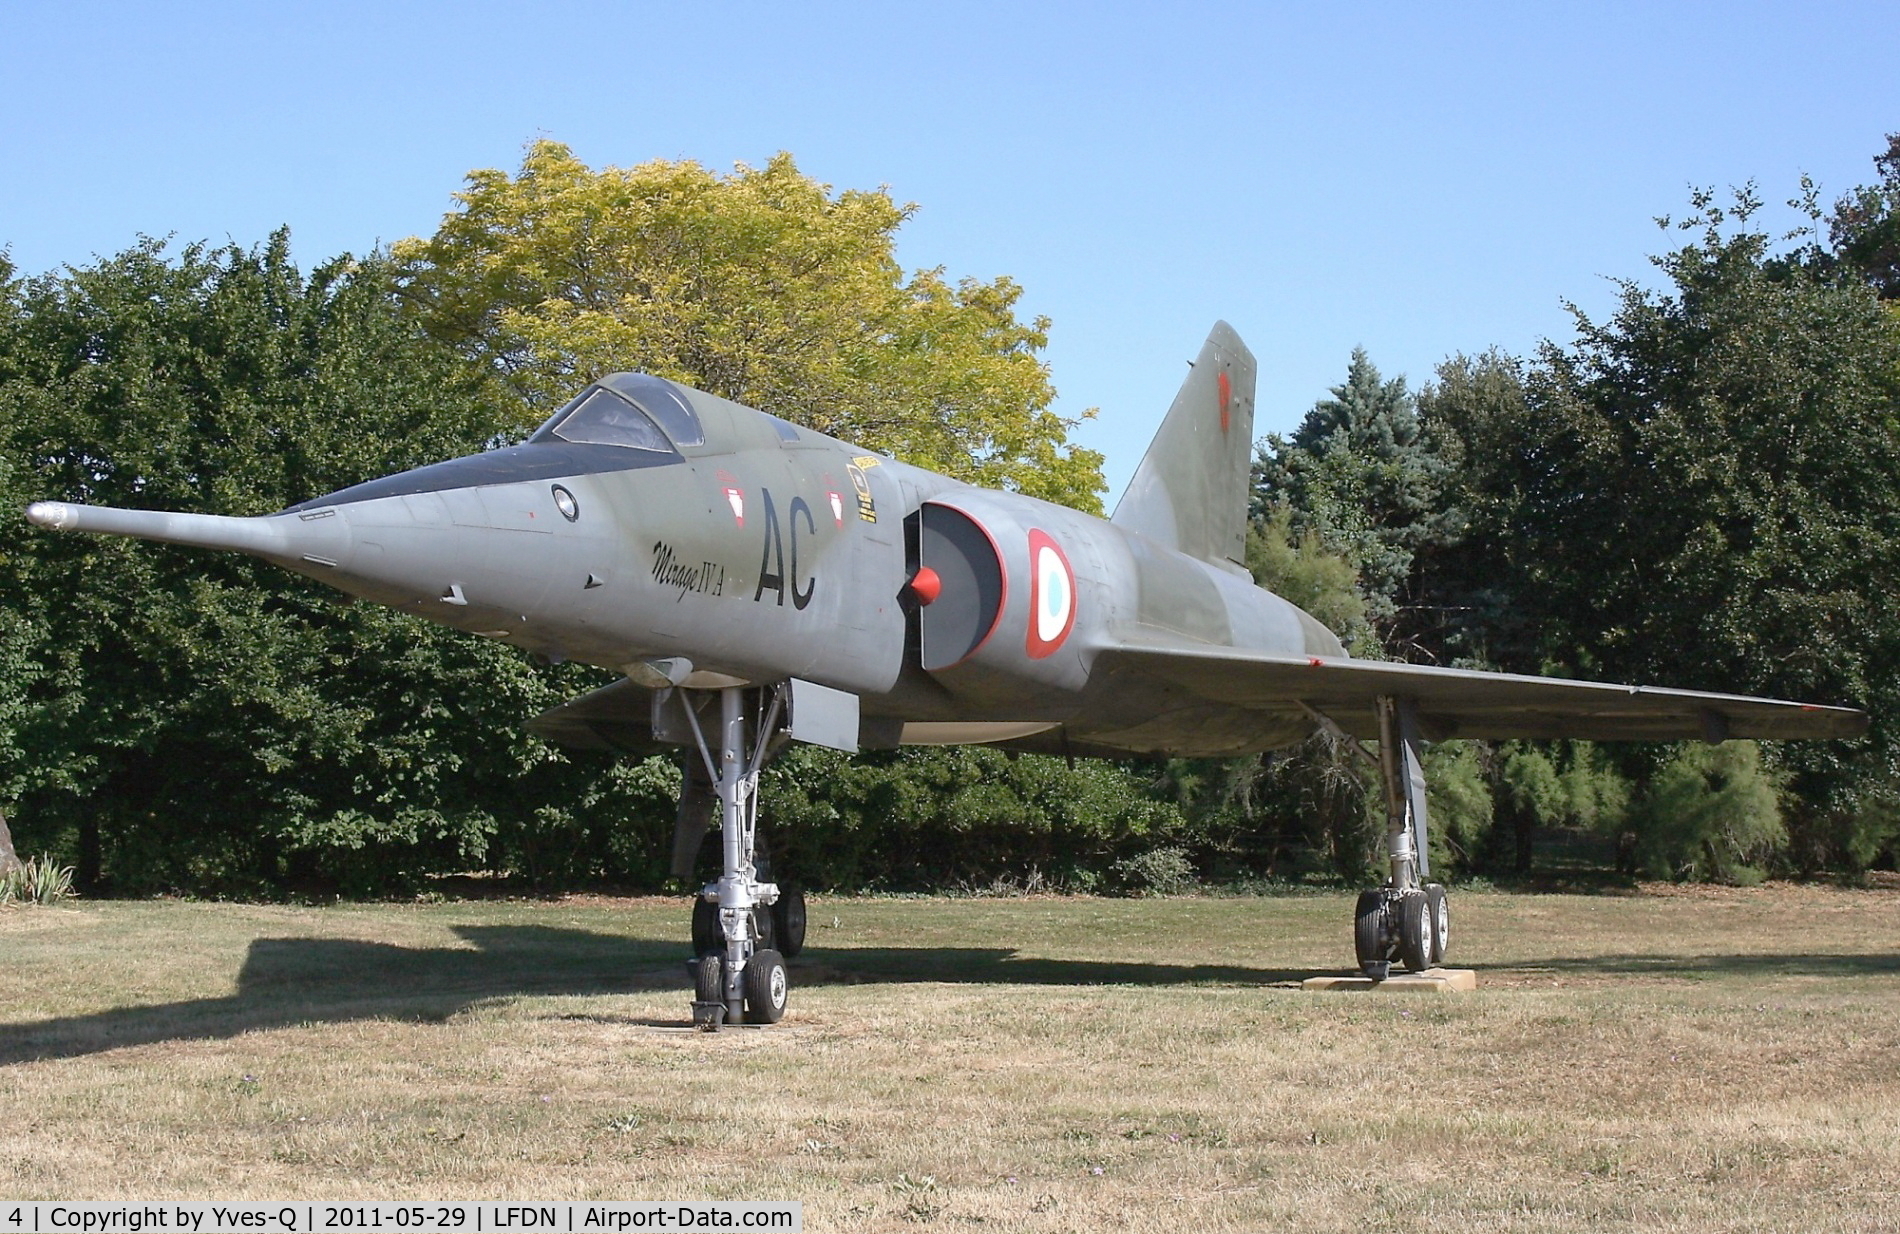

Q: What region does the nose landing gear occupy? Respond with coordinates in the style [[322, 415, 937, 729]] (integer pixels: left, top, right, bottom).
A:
[[672, 684, 788, 1030]]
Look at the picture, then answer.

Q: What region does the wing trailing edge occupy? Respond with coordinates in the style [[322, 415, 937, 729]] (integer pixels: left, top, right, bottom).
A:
[[1093, 646, 1868, 743]]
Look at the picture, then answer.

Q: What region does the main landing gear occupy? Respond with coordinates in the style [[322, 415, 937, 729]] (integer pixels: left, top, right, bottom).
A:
[[1351, 696, 1452, 979], [666, 684, 800, 1030]]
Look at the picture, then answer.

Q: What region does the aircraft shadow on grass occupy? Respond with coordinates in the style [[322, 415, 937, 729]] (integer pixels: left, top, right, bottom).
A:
[[1502, 951, 1900, 979], [0, 923, 1319, 1065], [7, 925, 1893, 1066]]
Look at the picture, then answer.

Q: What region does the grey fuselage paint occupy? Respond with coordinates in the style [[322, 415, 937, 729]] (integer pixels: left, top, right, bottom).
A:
[[29, 373, 1342, 755]]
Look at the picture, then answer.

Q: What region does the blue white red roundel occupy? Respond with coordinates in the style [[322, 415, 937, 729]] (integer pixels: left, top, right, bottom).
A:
[[1026, 529, 1076, 659]]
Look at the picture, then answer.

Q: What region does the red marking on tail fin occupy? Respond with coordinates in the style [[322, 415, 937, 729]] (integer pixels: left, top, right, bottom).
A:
[[1218, 370, 1232, 432]]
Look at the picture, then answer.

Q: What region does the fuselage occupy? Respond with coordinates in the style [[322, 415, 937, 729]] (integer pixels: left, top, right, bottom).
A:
[[259, 373, 1342, 752], [30, 372, 1344, 755]]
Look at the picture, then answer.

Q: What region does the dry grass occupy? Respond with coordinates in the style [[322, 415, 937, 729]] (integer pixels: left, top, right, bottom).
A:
[[2, 884, 1897, 1231]]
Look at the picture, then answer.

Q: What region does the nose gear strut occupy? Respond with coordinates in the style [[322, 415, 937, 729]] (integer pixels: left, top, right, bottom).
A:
[[676, 684, 788, 1029]]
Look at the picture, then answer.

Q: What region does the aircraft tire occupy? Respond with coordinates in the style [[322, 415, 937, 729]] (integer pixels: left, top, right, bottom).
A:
[[691, 897, 720, 956], [694, 952, 724, 1003], [1397, 891, 1433, 972], [774, 885, 807, 958], [1354, 889, 1388, 977], [744, 949, 789, 1024], [1423, 883, 1450, 965]]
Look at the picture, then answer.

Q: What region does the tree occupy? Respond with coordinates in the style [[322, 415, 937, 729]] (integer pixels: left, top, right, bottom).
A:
[[1629, 742, 1784, 883], [1245, 506, 1375, 654], [393, 141, 1105, 510], [1413, 350, 1540, 670], [1830, 132, 1900, 299], [1254, 348, 1456, 655], [0, 234, 674, 893], [1423, 188, 1900, 872]]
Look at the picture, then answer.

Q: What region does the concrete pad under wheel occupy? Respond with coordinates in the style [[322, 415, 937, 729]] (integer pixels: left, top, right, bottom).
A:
[[1303, 968, 1477, 994]]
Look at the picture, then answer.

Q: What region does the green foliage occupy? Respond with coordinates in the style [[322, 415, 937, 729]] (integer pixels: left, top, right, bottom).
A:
[[1258, 730, 1382, 884], [0, 234, 667, 894], [1110, 845, 1198, 896], [1500, 744, 1566, 826], [1413, 350, 1535, 668], [1423, 741, 1492, 876], [1806, 783, 1900, 875], [0, 854, 76, 905], [760, 745, 1183, 891], [1631, 742, 1786, 883], [1422, 182, 1900, 872], [1244, 506, 1375, 654], [1255, 348, 1457, 653], [1829, 132, 1900, 299], [394, 140, 1105, 511]]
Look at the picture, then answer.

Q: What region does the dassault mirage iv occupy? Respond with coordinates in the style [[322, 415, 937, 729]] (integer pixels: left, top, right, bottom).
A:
[[27, 323, 1865, 1028]]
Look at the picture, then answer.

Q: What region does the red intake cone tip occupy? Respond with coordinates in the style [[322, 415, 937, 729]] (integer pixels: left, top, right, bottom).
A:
[[910, 566, 942, 606]]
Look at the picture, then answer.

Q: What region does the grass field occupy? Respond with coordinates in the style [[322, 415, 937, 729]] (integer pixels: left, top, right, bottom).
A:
[[3, 884, 1898, 1231]]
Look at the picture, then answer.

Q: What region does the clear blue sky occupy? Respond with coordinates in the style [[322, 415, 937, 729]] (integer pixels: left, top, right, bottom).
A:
[[4, 1, 1895, 499]]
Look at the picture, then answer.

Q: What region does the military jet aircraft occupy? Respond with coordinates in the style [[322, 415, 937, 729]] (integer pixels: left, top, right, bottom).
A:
[[26, 323, 1865, 1028]]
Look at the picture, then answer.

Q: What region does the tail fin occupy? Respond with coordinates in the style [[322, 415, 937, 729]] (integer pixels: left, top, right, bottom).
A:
[[1110, 321, 1256, 569]]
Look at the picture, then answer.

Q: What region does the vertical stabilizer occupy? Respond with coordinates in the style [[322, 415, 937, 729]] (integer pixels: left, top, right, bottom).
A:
[[1110, 322, 1256, 568]]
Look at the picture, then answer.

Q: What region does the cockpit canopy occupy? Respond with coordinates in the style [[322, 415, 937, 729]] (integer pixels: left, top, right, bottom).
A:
[[530, 373, 705, 451]]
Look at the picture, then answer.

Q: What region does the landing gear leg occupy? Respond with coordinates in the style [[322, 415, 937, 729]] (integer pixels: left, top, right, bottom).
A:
[[677, 684, 787, 1030], [1353, 695, 1448, 978]]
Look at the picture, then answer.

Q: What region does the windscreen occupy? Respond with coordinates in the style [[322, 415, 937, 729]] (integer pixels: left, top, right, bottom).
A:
[[537, 388, 673, 452], [600, 373, 705, 447]]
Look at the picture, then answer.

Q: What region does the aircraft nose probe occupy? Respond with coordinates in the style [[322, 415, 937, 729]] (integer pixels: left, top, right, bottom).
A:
[[24, 500, 356, 576], [27, 500, 291, 553]]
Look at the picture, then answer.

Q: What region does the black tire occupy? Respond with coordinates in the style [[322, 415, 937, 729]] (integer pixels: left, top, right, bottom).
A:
[[1423, 882, 1450, 965], [694, 952, 725, 1004], [1397, 891, 1433, 972], [773, 885, 807, 958], [743, 949, 789, 1024], [1354, 889, 1388, 975], [691, 896, 720, 956], [753, 902, 776, 953]]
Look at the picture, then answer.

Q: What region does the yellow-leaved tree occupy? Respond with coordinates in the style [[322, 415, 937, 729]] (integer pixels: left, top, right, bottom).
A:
[[393, 140, 1105, 510]]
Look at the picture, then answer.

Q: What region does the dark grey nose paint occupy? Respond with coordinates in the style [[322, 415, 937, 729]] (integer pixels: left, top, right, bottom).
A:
[[285, 441, 683, 512]]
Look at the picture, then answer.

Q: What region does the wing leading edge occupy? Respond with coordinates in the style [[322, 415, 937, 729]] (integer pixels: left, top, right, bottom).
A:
[[1093, 645, 1868, 744]]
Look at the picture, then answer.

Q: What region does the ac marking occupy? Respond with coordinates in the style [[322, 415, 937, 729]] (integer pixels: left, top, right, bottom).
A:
[[751, 489, 817, 611]]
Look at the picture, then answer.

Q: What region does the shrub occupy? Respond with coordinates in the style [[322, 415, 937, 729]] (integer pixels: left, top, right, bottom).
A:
[[1631, 742, 1785, 883], [0, 854, 77, 906], [1111, 846, 1198, 897]]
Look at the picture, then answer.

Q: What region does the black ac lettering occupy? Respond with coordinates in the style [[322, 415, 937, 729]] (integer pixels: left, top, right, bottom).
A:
[[752, 489, 786, 605], [789, 496, 817, 611]]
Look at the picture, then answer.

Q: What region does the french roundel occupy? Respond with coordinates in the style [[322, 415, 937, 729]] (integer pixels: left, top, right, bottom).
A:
[[1026, 529, 1076, 659]]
